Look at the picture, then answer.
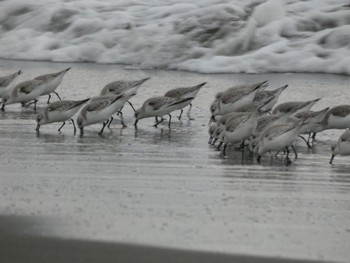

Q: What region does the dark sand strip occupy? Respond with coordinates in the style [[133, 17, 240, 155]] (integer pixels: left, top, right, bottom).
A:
[[1, 216, 330, 263]]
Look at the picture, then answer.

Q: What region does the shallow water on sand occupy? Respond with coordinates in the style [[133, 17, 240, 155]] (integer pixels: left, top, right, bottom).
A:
[[0, 60, 350, 262]]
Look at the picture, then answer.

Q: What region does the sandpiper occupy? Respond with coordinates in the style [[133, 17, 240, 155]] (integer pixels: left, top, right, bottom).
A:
[[212, 112, 246, 148], [210, 81, 267, 119], [254, 120, 305, 165], [164, 82, 206, 120], [90, 95, 129, 129], [1, 78, 48, 112], [320, 105, 350, 130], [253, 84, 288, 112], [77, 95, 126, 137], [35, 68, 71, 103], [134, 96, 194, 129], [272, 98, 321, 116], [217, 80, 269, 97], [100, 77, 150, 112], [292, 107, 330, 147], [36, 98, 90, 134], [221, 98, 273, 156], [330, 129, 350, 164], [0, 70, 22, 97]]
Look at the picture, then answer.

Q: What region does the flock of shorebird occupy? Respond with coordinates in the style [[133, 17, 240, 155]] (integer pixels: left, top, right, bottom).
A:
[[0, 68, 349, 165], [0, 67, 204, 134], [208, 80, 350, 165]]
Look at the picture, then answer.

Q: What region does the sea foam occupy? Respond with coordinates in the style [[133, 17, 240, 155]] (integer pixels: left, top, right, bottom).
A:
[[0, 0, 349, 75]]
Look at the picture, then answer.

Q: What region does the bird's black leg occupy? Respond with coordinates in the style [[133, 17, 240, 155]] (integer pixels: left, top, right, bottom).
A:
[[107, 116, 114, 128], [298, 135, 311, 148], [168, 114, 172, 128], [285, 147, 290, 159], [187, 103, 194, 120], [291, 145, 298, 159], [71, 119, 77, 134], [312, 132, 317, 142], [216, 141, 223, 150], [285, 147, 292, 165], [118, 106, 124, 116], [58, 122, 65, 132], [33, 99, 38, 113], [47, 94, 51, 104], [54, 92, 61, 100], [178, 109, 183, 120], [99, 121, 108, 135], [222, 144, 227, 157], [154, 117, 164, 128], [127, 101, 136, 112], [307, 133, 312, 144], [240, 141, 245, 161], [257, 155, 261, 163]]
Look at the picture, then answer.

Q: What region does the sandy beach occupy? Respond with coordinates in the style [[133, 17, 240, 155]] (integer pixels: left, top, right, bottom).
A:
[[0, 59, 350, 262]]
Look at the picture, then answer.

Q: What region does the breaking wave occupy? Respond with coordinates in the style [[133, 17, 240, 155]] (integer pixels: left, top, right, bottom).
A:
[[0, 0, 349, 74]]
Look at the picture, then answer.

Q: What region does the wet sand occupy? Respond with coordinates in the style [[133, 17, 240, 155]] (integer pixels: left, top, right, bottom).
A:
[[0, 59, 350, 262], [0, 216, 326, 263]]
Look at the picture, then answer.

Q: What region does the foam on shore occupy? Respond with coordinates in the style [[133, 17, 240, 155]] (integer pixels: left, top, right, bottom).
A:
[[0, 0, 349, 75]]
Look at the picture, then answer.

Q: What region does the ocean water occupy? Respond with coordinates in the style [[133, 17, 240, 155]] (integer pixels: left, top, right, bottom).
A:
[[0, 0, 349, 75]]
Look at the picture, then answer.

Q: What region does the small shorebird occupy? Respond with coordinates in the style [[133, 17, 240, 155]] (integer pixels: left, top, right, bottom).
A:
[[216, 80, 269, 98], [77, 95, 126, 137], [330, 129, 350, 164], [36, 98, 90, 134], [320, 105, 350, 130], [211, 94, 274, 148], [134, 96, 194, 129], [254, 120, 305, 165], [209, 113, 240, 146], [248, 114, 292, 152], [222, 113, 258, 156], [164, 82, 206, 120], [1, 78, 48, 112], [212, 112, 246, 148], [272, 98, 321, 116], [307, 105, 350, 142], [100, 77, 150, 111], [0, 70, 22, 97], [35, 68, 71, 103], [233, 89, 282, 114], [90, 95, 128, 129], [253, 84, 288, 112], [253, 114, 289, 138], [210, 81, 267, 119], [292, 107, 329, 147], [221, 98, 273, 156]]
